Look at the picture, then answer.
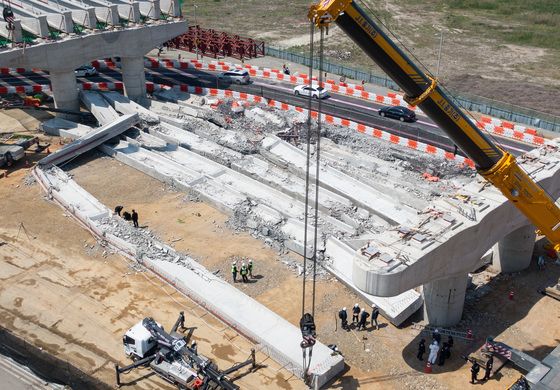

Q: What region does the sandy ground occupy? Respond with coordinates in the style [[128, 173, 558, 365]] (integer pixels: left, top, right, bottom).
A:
[[2, 108, 560, 390]]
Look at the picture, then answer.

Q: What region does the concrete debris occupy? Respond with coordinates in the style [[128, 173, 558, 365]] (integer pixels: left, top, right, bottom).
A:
[[22, 173, 37, 186]]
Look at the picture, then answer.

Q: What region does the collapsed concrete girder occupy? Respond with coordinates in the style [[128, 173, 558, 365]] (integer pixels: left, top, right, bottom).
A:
[[351, 144, 560, 325]]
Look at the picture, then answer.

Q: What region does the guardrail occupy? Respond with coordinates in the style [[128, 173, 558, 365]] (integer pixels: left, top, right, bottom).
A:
[[265, 46, 560, 133]]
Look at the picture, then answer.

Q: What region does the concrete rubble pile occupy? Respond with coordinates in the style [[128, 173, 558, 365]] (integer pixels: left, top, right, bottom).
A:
[[55, 90, 533, 326], [94, 92, 476, 324]]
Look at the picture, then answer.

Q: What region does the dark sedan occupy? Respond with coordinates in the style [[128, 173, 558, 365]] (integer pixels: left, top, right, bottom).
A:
[[378, 105, 417, 122]]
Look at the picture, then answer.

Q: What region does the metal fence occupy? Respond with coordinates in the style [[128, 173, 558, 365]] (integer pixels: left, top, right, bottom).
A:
[[265, 46, 560, 133]]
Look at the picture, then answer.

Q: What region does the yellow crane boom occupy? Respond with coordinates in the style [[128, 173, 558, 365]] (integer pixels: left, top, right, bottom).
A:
[[308, 0, 560, 251]]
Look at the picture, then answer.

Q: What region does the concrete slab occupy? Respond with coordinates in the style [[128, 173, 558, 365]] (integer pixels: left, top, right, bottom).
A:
[[260, 135, 418, 226], [40, 117, 94, 138], [101, 91, 159, 124], [80, 91, 121, 126], [325, 237, 423, 326], [39, 114, 139, 167]]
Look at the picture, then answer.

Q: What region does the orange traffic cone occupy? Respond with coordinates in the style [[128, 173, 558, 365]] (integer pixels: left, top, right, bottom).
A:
[[46, 148, 50, 155], [509, 290, 514, 300], [424, 361, 432, 373]]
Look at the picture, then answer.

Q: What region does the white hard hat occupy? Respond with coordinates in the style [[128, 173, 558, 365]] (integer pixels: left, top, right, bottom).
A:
[[242, 262, 246, 266], [232, 261, 236, 264], [354, 303, 359, 307], [249, 259, 253, 263], [342, 307, 346, 311]]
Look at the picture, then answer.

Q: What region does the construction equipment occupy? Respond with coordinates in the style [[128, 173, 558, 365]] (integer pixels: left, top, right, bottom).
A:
[[115, 312, 256, 389], [0, 134, 38, 167], [307, 0, 560, 251]]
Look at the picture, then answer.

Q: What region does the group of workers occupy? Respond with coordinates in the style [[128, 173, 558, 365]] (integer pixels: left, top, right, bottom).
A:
[[467, 355, 494, 384], [231, 259, 254, 283], [337, 303, 380, 331], [114, 205, 139, 228], [417, 329, 454, 368]]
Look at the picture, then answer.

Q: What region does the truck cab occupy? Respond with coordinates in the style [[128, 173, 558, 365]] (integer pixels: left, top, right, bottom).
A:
[[123, 321, 158, 359]]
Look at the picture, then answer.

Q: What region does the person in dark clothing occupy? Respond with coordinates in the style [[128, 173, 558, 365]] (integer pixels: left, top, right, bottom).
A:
[[371, 305, 380, 330], [432, 329, 442, 344], [358, 309, 369, 331], [178, 311, 185, 330], [447, 335, 454, 357], [352, 304, 360, 325], [114, 205, 123, 216], [417, 338, 426, 361], [231, 261, 238, 283], [338, 307, 348, 330], [471, 361, 480, 384], [122, 211, 132, 221], [132, 209, 139, 228], [483, 356, 494, 381], [439, 342, 449, 366], [240, 263, 249, 283]]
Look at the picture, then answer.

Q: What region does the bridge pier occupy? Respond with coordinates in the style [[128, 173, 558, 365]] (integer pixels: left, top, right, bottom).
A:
[[121, 56, 147, 100], [50, 70, 79, 114], [493, 224, 536, 273], [423, 272, 469, 327]]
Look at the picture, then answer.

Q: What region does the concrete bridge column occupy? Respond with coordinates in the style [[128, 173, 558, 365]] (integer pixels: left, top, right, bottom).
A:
[[50, 71, 79, 113], [423, 272, 469, 327], [121, 56, 146, 100], [493, 224, 536, 273]]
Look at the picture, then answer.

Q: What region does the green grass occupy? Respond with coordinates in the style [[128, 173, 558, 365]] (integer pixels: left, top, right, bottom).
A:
[[444, 0, 560, 49]]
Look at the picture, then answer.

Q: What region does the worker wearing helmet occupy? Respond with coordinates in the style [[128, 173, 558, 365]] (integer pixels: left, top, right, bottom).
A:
[[231, 261, 238, 283], [338, 307, 348, 330], [248, 259, 253, 278], [352, 303, 360, 325], [240, 262, 249, 283]]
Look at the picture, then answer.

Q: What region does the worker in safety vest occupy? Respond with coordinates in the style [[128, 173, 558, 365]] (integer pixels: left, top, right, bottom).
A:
[[231, 261, 238, 283], [240, 262, 249, 283]]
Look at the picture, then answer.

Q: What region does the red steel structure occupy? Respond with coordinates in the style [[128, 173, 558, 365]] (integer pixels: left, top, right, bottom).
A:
[[167, 26, 265, 60]]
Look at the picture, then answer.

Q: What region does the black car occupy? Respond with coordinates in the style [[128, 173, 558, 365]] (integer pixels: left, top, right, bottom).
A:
[[378, 105, 417, 122]]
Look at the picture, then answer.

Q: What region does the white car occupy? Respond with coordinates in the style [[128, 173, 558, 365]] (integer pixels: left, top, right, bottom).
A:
[[217, 69, 250, 84], [74, 65, 98, 77], [293, 85, 329, 99]]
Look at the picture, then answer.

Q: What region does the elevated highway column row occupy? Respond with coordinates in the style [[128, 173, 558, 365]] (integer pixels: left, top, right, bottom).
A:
[[1, 20, 187, 111]]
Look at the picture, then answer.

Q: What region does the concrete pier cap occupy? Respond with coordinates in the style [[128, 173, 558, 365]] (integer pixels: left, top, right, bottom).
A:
[[351, 144, 560, 326]]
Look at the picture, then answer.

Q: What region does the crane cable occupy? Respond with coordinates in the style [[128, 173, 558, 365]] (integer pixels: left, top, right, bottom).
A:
[[300, 20, 325, 387]]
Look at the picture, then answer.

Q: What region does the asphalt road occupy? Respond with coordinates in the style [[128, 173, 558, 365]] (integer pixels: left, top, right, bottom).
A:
[[0, 67, 533, 157]]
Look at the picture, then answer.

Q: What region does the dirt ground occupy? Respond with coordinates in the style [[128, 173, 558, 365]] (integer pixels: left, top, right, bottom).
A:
[[2, 109, 560, 390]]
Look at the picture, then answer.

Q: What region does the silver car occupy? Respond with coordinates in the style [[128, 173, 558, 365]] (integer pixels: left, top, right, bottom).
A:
[[75, 65, 98, 77], [217, 69, 250, 84]]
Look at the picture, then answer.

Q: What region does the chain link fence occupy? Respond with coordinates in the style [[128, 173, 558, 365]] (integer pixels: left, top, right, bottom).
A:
[[265, 46, 560, 133], [0, 326, 112, 389]]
